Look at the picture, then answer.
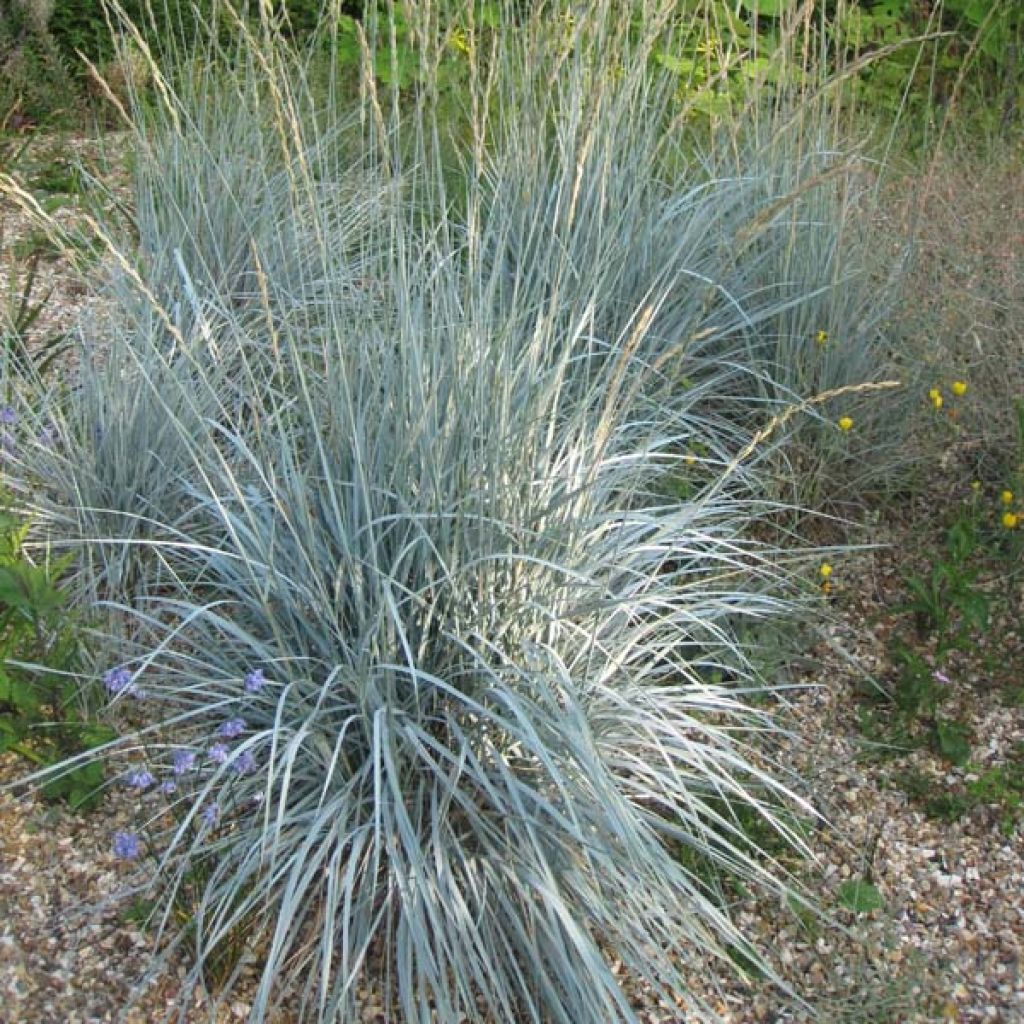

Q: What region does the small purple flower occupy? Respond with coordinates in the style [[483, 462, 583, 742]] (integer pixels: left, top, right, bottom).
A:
[[0, 407, 16, 425], [208, 742, 229, 764], [113, 831, 141, 860], [126, 768, 155, 790], [171, 749, 197, 775], [232, 750, 258, 775], [200, 803, 219, 828], [103, 667, 134, 695], [159, 779, 177, 796], [1, 431, 15, 457], [37, 424, 56, 447], [219, 717, 246, 739], [243, 668, 266, 693]]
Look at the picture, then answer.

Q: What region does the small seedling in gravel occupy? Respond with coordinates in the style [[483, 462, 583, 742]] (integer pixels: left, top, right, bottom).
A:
[[901, 515, 989, 653], [838, 878, 885, 914], [898, 749, 1024, 836]]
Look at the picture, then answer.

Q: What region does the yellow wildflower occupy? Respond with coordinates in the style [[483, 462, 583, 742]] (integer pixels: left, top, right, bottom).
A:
[[1001, 489, 1014, 506], [819, 563, 833, 579], [1002, 511, 1019, 529], [815, 330, 829, 346], [951, 380, 967, 396], [928, 387, 943, 411], [695, 34, 721, 58], [971, 480, 982, 493], [837, 416, 854, 432], [449, 27, 471, 55]]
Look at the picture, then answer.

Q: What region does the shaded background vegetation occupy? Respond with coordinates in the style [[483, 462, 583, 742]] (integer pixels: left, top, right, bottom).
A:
[[1, 1, 1021, 131]]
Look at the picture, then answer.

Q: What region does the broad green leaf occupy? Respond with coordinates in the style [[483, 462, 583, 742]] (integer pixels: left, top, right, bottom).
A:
[[41, 759, 105, 810], [741, 56, 785, 84], [686, 90, 735, 118], [0, 565, 33, 614], [78, 723, 118, 749], [961, 0, 991, 28], [935, 718, 972, 767], [953, 590, 989, 633], [738, 0, 786, 16], [871, 0, 911, 16], [838, 879, 884, 913], [654, 52, 697, 77], [0, 716, 20, 751], [0, 668, 41, 715], [478, 3, 500, 29]]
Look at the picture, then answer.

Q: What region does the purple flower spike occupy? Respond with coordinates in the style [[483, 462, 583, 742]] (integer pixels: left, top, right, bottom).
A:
[[200, 804, 219, 828], [171, 749, 197, 775], [244, 668, 266, 693], [103, 666, 134, 695], [159, 780, 177, 796], [208, 742, 229, 764], [0, 407, 16, 425], [219, 717, 246, 740], [232, 750, 258, 775], [113, 831, 141, 860], [126, 769, 155, 790], [37, 425, 56, 447]]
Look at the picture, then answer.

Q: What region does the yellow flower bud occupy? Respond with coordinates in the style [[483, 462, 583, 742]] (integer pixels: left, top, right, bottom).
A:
[[816, 330, 828, 346], [837, 416, 853, 432], [951, 380, 967, 396], [1002, 511, 1019, 530], [1001, 489, 1014, 506], [819, 563, 833, 579]]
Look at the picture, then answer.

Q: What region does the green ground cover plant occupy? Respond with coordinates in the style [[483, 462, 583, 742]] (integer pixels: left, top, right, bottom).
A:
[[901, 513, 989, 650], [0, 486, 112, 808], [0, 249, 71, 376], [849, 382, 1024, 836], [896, 751, 1024, 837]]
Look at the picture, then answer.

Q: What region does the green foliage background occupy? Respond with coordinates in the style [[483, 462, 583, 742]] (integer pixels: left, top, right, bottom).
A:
[[1, 1, 1020, 127]]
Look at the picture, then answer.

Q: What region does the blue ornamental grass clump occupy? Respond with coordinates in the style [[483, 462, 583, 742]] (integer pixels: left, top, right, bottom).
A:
[[0, 1, 909, 1020], [696, 118, 915, 514]]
